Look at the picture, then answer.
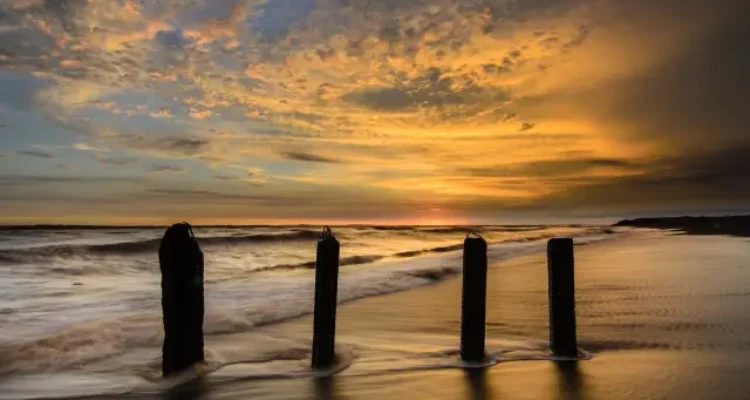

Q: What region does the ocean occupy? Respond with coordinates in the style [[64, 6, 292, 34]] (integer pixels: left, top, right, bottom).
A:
[[2, 226, 750, 399]]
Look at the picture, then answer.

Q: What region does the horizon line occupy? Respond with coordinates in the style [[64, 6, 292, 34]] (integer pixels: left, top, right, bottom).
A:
[[1, 213, 749, 230]]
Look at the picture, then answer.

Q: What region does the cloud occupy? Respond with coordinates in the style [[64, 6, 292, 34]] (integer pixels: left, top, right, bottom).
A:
[[150, 165, 186, 173], [212, 172, 266, 185], [189, 108, 213, 120], [150, 108, 174, 118], [462, 157, 640, 179], [515, 0, 750, 154], [523, 146, 750, 212], [147, 188, 231, 198], [342, 68, 512, 115], [145, 188, 275, 202], [73, 143, 97, 151], [92, 101, 117, 110], [586, 159, 635, 168], [156, 137, 211, 154], [110, 134, 213, 158], [16, 150, 55, 159], [154, 29, 188, 50], [0, 175, 139, 186], [278, 150, 342, 163], [562, 25, 593, 49], [95, 156, 137, 166], [72, 142, 113, 154], [519, 122, 536, 131], [0, 26, 56, 63]]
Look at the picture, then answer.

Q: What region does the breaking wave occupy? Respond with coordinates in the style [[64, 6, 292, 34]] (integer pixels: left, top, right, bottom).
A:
[[0, 227, 615, 278], [0, 230, 321, 263]]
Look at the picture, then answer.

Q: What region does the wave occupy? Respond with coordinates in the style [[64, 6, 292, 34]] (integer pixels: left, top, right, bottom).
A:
[[279, 230, 612, 268], [419, 226, 548, 234], [0, 225, 606, 264], [244, 233, 604, 275], [365, 225, 552, 234], [394, 243, 464, 257], [387, 233, 573, 260], [255, 244, 468, 270], [368, 225, 419, 231], [0, 230, 321, 262], [0, 227, 617, 279], [253, 254, 387, 272], [200, 230, 320, 245]]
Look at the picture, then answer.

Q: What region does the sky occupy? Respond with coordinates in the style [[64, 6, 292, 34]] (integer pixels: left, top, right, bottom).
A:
[[0, 0, 748, 225]]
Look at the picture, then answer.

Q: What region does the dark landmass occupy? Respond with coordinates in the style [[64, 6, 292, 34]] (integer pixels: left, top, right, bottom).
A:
[[614, 215, 750, 237]]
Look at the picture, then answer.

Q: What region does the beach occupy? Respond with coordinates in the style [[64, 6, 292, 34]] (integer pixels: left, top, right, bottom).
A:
[[1, 228, 750, 399]]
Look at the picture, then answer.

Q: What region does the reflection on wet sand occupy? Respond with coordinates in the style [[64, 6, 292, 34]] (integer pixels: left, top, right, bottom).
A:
[[314, 376, 338, 400], [162, 377, 209, 400], [464, 368, 493, 400], [554, 361, 585, 400]]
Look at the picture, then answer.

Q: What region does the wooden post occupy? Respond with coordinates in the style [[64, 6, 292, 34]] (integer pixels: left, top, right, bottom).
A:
[[461, 233, 488, 363], [312, 227, 340, 369], [159, 222, 205, 377], [547, 238, 577, 357]]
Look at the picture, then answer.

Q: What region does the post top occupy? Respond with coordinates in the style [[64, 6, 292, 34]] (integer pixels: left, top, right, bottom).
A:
[[464, 232, 487, 248], [320, 226, 337, 242]]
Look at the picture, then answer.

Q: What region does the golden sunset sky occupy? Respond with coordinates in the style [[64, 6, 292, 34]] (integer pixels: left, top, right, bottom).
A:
[[0, 0, 748, 224]]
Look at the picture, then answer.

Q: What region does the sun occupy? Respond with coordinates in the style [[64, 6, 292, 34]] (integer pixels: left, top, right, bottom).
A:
[[411, 208, 469, 226]]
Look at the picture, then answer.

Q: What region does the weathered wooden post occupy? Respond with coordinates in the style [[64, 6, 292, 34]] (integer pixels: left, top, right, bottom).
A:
[[312, 227, 341, 369], [461, 233, 488, 363], [547, 238, 577, 357], [159, 222, 205, 377]]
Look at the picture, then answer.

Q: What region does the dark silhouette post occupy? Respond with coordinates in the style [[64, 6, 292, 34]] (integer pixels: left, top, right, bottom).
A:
[[159, 222, 205, 377], [547, 238, 577, 357], [312, 227, 340, 369], [461, 233, 488, 363]]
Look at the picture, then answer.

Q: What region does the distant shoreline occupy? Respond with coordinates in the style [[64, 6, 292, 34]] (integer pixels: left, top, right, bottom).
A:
[[614, 215, 750, 237], [0, 223, 589, 230], [1, 215, 749, 233]]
